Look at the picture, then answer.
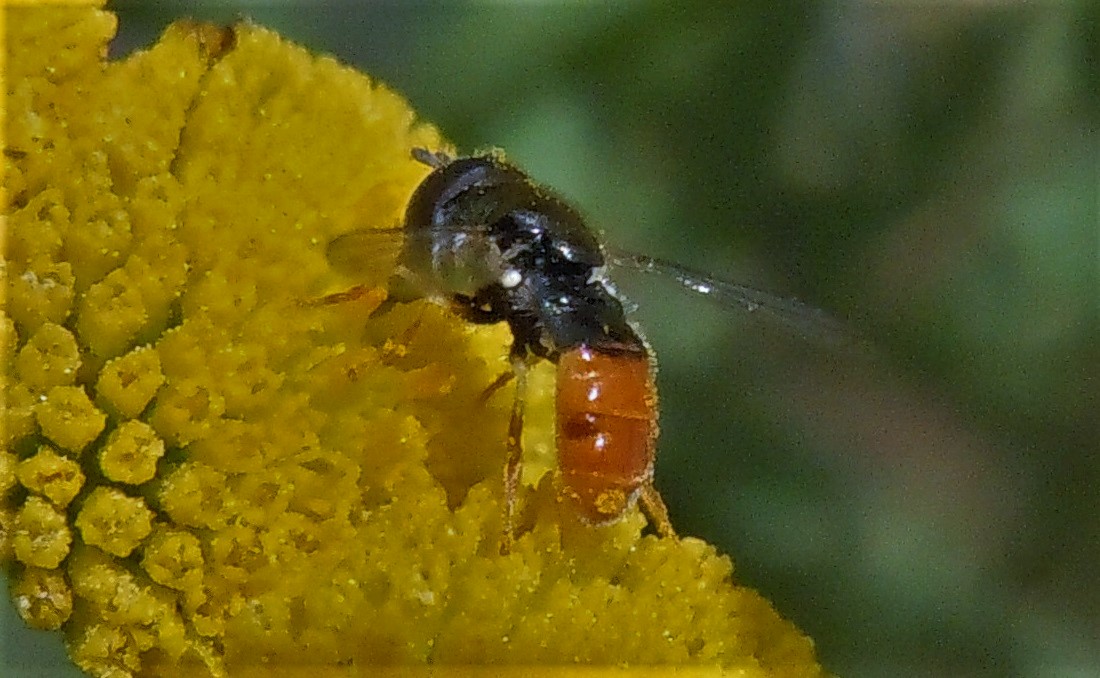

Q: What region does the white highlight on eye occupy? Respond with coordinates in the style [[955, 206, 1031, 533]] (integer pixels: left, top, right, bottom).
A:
[[500, 269, 522, 288]]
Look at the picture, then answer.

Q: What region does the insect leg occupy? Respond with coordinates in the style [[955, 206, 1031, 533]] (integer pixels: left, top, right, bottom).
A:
[[301, 284, 387, 307], [412, 147, 454, 169], [477, 369, 516, 405], [638, 482, 677, 539], [500, 357, 529, 555]]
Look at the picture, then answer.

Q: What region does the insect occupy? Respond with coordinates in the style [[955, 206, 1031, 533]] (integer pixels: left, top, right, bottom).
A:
[[327, 147, 849, 554]]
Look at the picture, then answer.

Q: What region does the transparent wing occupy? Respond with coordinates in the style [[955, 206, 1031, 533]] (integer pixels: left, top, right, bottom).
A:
[[325, 227, 406, 282], [325, 227, 446, 305], [607, 249, 860, 349]]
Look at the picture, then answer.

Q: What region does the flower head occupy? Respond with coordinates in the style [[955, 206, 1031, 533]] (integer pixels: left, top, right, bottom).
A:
[[3, 3, 825, 676]]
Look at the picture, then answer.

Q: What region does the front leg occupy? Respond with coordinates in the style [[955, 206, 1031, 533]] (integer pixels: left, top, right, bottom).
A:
[[499, 356, 529, 556]]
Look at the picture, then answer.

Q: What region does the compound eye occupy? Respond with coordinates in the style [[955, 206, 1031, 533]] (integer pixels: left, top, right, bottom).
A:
[[500, 269, 523, 288]]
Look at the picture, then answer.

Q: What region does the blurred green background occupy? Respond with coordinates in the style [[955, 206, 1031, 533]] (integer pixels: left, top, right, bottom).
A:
[[4, 2, 1098, 677]]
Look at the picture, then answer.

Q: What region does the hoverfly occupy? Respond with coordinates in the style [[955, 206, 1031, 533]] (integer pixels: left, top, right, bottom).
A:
[[325, 148, 851, 554]]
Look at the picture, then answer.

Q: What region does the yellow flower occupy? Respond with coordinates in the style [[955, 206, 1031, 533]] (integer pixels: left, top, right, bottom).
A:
[[2, 3, 827, 676]]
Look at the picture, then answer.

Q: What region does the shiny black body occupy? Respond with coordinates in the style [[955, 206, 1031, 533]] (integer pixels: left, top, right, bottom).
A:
[[401, 154, 645, 362]]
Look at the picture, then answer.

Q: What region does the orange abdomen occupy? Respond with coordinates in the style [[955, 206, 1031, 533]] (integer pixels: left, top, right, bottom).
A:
[[556, 345, 658, 525]]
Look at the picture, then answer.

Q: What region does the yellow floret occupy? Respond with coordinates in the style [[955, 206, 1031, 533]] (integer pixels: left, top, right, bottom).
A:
[[76, 266, 150, 359], [140, 527, 207, 608], [148, 374, 227, 446], [34, 384, 107, 453], [157, 462, 232, 530], [95, 344, 166, 418], [12, 496, 72, 568], [5, 260, 77, 334], [2, 4, 827, 677], [6, 190, 69, 276], [67, 624, 140, 677], [74, 487, 156, 557], [11, 566, 74, 630], [98, 419, 165, 484], [16, 445, 86, 507], [14, 321, 81, 391]]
